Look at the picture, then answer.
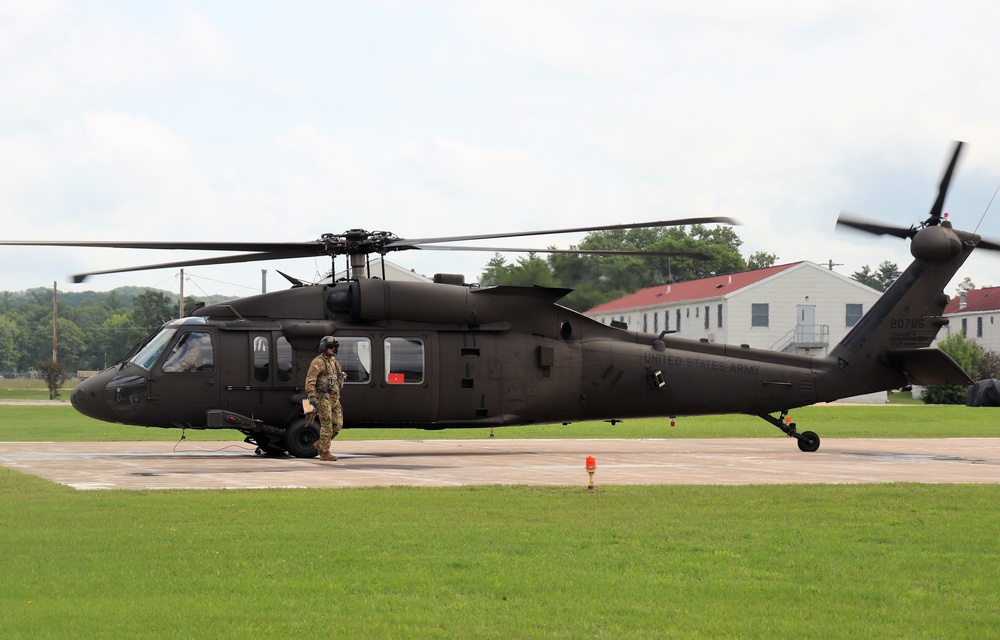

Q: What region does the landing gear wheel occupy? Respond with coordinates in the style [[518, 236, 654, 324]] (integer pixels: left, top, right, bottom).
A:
[[797, 431, 820, 452], [285, 419, 320, 458]]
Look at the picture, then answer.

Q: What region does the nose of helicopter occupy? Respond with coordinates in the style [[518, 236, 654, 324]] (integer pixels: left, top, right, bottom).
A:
[[70, 369, 123, 423]]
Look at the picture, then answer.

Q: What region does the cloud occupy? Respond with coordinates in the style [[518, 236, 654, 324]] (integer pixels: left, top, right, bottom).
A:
[[2, 1, 1000, 296]]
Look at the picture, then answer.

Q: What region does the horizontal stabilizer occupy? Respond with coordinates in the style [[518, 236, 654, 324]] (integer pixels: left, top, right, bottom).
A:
[[886, 349, 973, 385]]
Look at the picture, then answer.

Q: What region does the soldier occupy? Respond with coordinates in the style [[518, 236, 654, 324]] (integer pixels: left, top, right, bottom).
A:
[[304, 335, 346, 461]]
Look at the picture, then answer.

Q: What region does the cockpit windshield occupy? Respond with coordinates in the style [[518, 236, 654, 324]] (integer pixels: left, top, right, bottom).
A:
[[129, 328, 177, 371]]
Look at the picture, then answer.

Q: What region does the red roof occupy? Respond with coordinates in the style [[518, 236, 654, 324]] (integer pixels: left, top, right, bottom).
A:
[[944, 286, 1000, 314], [587, 262, 803, 314]]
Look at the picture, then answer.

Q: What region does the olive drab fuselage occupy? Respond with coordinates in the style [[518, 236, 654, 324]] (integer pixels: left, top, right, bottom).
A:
[[70, 216, 978, 448]]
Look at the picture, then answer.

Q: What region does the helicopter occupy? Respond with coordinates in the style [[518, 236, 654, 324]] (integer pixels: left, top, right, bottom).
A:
[[3, 142, 992, 457]]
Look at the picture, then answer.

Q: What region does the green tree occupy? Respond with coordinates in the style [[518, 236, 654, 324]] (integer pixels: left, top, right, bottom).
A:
[[747, 251, 779, 270], [973, 348, 1000, 380], [55, 318, 89, 373], [956, 277, 976, 294], [96, 313, 144, 368], [480, 253, 516, 287], [851, 261, 900, 292], [0, 315, 22, 372], [36, 359, 67, 400], [922, 332, 980, 404], [482, 224, 769, 312], [132, 289, 175, 332], [481, 254, 557, 287]]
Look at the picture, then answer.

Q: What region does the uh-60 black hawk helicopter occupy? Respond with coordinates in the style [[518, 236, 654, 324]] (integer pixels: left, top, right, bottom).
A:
[[4, 142, 992, 457]]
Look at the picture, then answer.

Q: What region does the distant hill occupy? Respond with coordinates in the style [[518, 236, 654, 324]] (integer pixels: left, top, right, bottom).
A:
[[3, 286, 238, 308]]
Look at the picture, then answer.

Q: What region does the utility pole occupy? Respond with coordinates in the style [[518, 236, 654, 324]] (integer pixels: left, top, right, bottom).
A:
[[52, 281, 58, 363], [824, 259, 843, 271]]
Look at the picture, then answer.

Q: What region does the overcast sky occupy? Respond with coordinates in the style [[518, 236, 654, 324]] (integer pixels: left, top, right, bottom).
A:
[[3, 1, 1000, 300]]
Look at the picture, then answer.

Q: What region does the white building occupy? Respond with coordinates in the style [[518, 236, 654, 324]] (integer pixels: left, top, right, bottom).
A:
[[586, 261, 882, 356], [940, 286, 1000, 352], [331, 257, 431, 283]]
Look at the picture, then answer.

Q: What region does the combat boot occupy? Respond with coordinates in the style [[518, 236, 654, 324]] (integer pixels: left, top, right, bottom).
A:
[[318, 450, 338, 461]]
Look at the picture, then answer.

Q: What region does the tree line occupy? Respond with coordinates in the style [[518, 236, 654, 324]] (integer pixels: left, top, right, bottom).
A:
[[479, 224, 779, 312], [0, 287, 229, 375]]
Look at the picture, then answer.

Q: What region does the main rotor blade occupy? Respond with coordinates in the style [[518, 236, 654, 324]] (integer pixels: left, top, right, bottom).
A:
[[836, 212, 916, 240], [927, 140, 964, 224], [410, 244, 712, 260], [70, 250, 312, 283], [975, 237, 1000, 252], [385, 217, 739, 249], [0, 239, 327, 254]]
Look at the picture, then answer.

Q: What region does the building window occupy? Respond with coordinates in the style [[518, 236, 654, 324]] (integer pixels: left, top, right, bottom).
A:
[[676, 309, 682, 332], [653, 312, 659, 333], [664, 310, 669, 331], [717, 304, 723, 329], [977, 317, 983, 338], [643, 313, 648, 333], [751, 303, 769, 328], [704, 306, 709, 330], [846, 303, 863, 327], [962, 318, 968, 337]]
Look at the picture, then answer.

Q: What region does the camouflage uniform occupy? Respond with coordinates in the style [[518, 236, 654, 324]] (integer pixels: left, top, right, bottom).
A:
[[304, 352, 345, 457]]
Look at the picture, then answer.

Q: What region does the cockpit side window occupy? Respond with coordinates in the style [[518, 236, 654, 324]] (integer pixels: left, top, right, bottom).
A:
[[162, 331, 215, 373], [130, 328, 177, 371]]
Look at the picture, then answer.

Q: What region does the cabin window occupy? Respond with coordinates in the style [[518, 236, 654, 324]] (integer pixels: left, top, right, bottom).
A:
[[751, 303, 769, 328], [337, 337, 372, 383], [276, 337, 293, 383], [384, 337, 424, 384], [253, 335, 269, 382], [162, 331, 214, 373], [845, 303, 863, 327]]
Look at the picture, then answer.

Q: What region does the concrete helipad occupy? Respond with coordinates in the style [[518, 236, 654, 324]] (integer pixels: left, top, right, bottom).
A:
[[1, 437, 998, 490]]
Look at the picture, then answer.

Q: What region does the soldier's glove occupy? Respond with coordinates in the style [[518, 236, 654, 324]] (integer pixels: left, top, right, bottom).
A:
[[308, 396, 318, 410]]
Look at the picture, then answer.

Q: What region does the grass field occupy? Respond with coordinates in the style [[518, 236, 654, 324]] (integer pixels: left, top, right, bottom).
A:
[[0, 402, 997, 443], [1, 468, 998, 639], [2, 400, 999, 637]]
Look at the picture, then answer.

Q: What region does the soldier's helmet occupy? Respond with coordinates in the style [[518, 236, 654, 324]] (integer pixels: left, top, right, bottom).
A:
[[318, 336, 340, 354]]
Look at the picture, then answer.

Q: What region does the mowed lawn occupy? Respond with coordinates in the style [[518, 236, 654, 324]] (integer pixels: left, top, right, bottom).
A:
[[1, 469, 998, 639], [1, 402, 999, 442], [1, 403, 999, 638]]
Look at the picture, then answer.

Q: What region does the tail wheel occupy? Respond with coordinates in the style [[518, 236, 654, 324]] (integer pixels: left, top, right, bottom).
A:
[[284, 419, 320, 458], [797, 431, 821, 452]]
